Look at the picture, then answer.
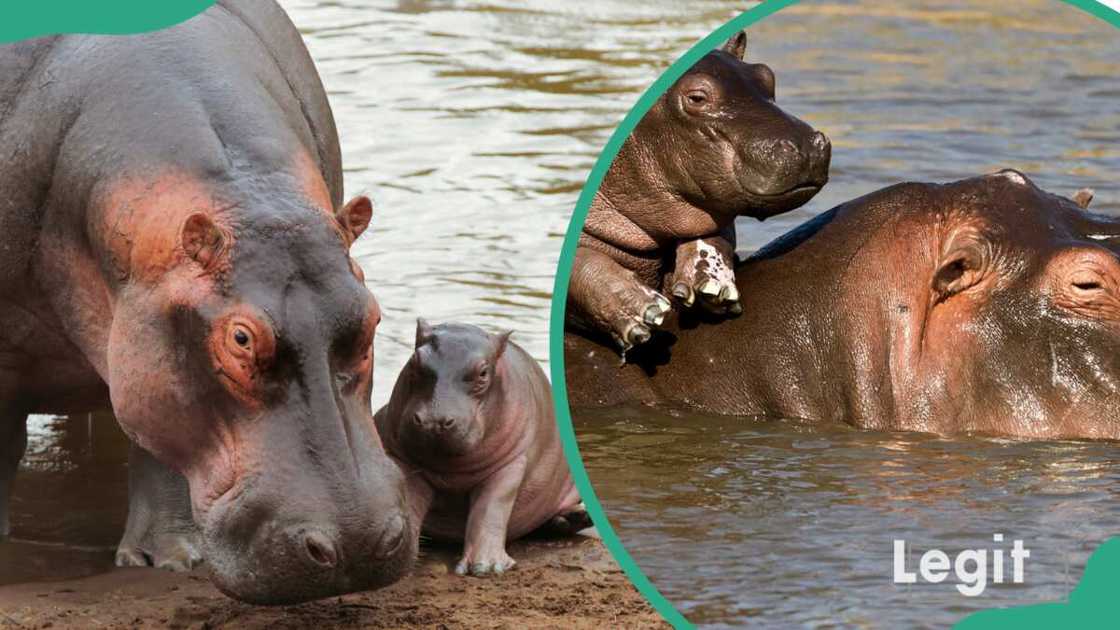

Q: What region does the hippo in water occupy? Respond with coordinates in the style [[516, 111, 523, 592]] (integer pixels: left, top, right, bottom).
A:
[[376, 321, 586, 576], [0, 1, 414, 604], [568, 31, 830, 353], [565, 170, 1120, 440]]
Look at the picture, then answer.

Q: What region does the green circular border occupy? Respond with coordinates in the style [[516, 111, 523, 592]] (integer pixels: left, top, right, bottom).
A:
[[0, 1, 216, 44], [547, 1, 1120, 628]]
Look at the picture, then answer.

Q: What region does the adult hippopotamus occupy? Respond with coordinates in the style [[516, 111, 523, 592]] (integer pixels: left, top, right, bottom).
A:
[[567, 31, 830, 354], [0, 1, 414, 604], [376, 321, 585, 576], [565, 170, 1120, 440]]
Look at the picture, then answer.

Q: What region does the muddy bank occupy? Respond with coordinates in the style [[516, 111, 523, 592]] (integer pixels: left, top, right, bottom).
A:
[[0, 534, 663, 629], [4, 412, 662, 628]]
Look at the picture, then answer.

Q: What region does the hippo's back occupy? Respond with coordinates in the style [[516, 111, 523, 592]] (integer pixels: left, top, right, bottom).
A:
[[0, 1, 342, 291]]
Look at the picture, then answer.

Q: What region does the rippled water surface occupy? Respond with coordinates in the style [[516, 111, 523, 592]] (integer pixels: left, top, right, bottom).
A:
[[577, 407, 1120, 628], [571, 0, 1120, 627]]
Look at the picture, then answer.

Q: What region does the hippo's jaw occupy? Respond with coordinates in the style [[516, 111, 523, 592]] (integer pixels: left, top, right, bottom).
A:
[[736, 180, 828, 220]]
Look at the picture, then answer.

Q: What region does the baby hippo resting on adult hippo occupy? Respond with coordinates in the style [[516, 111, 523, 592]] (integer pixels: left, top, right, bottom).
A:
[[565, 169, 1120, 440], [376, 321, 588, 576], [567, 31, 830, 353]]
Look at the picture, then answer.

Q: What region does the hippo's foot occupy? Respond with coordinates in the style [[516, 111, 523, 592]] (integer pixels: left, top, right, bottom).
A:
[[116, 532, 203, 571], [666, 235, 741, 316], [545, 503, 594, 535], [454, 545, 516, 577], [0, 413, 28, 540], [608, 284, 672, 356], [116, 443, 203, 571], [568, 245, 672, 356]]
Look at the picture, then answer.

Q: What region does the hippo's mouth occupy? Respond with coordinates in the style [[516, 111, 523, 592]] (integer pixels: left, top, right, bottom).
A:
[[739, 180, 827, 219]]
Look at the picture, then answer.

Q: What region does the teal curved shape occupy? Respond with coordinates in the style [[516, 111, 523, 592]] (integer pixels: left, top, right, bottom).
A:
[[0, 1, 216, 44], [547, 1, 1120, 628], [956, 538, 1120, 628]]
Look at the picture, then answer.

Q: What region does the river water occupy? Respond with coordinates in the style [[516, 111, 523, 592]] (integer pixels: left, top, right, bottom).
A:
[[571, 0, 1120, 628]]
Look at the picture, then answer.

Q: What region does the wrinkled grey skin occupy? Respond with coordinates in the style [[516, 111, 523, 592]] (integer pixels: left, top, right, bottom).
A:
[[568, 31, 830, 354], [566, 170, 1120, 440], [376, 321, 585, 577], [0, 0, 414, 605]]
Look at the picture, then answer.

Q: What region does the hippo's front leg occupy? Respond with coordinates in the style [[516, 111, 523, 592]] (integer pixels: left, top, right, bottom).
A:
[[664, 225, 741, 316], [456, 454, 528, 577], [567, 245, 672, 354], [0, 412, 28, 539], [115, 443, 202, 571]]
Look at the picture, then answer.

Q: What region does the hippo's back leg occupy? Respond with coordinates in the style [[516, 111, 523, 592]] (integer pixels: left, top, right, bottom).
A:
[[115, 443, 202, 571], [0, 410, 28, 539], [539, 502, 593, 536]]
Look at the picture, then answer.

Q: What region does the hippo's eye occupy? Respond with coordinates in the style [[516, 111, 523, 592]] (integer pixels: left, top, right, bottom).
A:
[[686, 90, 708, 105], [478, 365, 489, 380], [233, 328, 251, 348]]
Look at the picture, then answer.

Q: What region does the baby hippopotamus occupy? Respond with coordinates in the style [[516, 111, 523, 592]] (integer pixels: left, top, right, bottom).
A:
[[375, 320, 587, 576], [568, 31, 830, 354]]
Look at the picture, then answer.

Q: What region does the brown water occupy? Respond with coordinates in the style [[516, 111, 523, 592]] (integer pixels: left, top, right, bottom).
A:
[[571, 0, 1120, 628]]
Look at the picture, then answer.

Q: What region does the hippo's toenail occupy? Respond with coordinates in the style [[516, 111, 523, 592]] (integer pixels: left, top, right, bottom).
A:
[[626, 323, 651, 346]]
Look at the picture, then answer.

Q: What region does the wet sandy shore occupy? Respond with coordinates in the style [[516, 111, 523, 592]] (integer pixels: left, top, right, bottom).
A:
[[0, 535, 664, 629]]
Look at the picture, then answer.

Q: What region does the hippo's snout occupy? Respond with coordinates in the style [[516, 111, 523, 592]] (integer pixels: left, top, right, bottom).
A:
[[205, 505, 416, 606], [750, 130, 830, 194], [808, 130, 831, 178], [412, 411, 461, 433]]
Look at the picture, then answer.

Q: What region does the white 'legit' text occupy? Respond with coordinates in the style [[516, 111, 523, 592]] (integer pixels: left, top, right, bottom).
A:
[[893, 534, 1029, 596]]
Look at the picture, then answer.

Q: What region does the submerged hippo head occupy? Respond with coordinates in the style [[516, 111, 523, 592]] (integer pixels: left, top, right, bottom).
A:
[[101, 183, 415, 603], [628, 31, 830, 221], [878, 169, 1120, 437], [818, 170, 1120, 437], [388, 320, 513, 459]]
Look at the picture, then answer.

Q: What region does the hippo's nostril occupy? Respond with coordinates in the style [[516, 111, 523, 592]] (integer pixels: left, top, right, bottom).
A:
[[302, 529, 338, 569], [374, 514, 407, 560], [437, 417, 455, 430], [776, 138, 799, 156]]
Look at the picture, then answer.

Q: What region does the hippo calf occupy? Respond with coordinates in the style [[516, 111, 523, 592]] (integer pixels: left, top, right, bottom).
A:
[[376, 321, 585, 576], [568, 31, 830, 353], [566, 170, 1120, 440], [0, 0, 413, 604]]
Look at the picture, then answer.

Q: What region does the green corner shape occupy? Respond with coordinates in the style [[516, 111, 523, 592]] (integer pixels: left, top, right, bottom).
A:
[[0, 1, 216, 44], [547, 1, 1120, 628], [956, 537, 1120, 629]]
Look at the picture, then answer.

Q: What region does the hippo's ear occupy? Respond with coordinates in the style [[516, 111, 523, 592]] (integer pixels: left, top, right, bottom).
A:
[[1073, 188, 1095, 209], [493, 330, 514, 360], [722, 31, 748, 60], [415, 318, 434, 348], [932, 244, 986, 301], [181, 213, 226, 269], [338, 196, 373, 246]]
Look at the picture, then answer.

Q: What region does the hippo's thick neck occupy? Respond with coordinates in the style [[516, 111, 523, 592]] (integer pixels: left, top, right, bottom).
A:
[[587, 134, 725, 253]]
